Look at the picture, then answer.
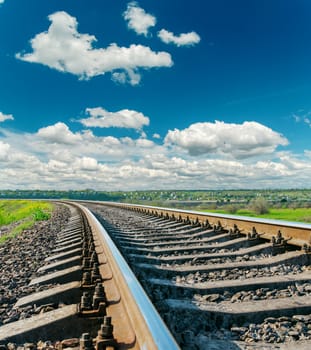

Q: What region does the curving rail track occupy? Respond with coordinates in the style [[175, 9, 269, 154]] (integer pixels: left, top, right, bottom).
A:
[[0, 202, 179, 350], [82, 201, 311, 350], [0, 200, 310, 350]]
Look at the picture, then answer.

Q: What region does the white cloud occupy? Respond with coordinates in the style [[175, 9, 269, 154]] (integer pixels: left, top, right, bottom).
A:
[[164, 121, 288, 158], [158, 29, 201, 47], [0, 112, 14, 122], [0, 141, 10, 160], [79, 107, 149, 130], [25, 122, 163, 163], [279, 154, 311, 171], [292, 110, 311, 127], [293, 114, 300, 122], [111, 72, 127, 85], [1, 118, 311, 190], [123, 2, 156, 36], [16, 11, 172, 85], [37, 122, 83, 145], [75, 157, 100, 171], [304, 118, 311, 127]]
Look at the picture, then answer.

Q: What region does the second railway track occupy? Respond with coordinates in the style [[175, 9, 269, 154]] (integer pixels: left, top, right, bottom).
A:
[[83, 201, 311, 350]]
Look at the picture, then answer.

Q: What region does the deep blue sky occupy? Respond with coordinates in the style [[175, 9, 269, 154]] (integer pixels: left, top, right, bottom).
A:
[[0, 0, 310, 190]]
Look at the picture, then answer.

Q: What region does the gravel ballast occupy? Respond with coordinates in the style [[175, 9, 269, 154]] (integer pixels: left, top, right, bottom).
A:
[[0, 204, 71, 327]]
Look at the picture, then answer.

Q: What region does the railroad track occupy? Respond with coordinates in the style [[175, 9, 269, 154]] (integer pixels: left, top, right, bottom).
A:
[[0, 202, 178, 350], [0, 201, 310, 349], [81, 202, 311, 350]]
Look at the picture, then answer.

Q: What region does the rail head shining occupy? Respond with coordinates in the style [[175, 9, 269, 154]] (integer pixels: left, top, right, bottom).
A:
[[80, 204, 180, 350]]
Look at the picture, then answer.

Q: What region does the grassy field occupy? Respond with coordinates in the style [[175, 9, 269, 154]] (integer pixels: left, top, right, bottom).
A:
[[203, 208, 311, 223], [0, 200, 53, 243]]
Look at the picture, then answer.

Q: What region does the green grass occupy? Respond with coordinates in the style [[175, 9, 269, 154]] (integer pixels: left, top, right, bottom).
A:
[[202, 207, 311, 223], [0, 200, 53, 244]]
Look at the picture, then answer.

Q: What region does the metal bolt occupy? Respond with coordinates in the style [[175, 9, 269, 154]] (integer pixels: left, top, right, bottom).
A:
[[252, 226, 257, 237], [80, 291, 92, 311], [247, 227, 257, 240], [91, 251, 98, 264], [82, 248, 90, 257], [82, 271, 92, 285], [82, 258, 91, 270], [98, 316, 114, 340], [91, 263, 101, 283], [93, 283, 106, 309], [276, 230, 284, 244], [205, 219, 211, 228], [80, 333, 93, 350], [216, 221, 222, 231], [272, 230, 285, 246], [89, 242, 95, 251]]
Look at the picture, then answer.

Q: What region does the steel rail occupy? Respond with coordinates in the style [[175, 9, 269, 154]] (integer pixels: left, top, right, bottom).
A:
[[77, 203, 180, 350], [81, 201, 311, 350], [88, 201, 311, 249]]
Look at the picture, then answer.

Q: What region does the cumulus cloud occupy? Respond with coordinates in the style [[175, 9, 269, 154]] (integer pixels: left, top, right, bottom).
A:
[[37, 122, 83, 145], [75, 157, 100, 171], [0, 112, 14, 122], [165, 121, 288, 158], [0, 141, 10, 160], [158, 29, 201, 47], [16, 11, 172, 85], [23, 121, 163, 163], [2, 118, 311, 190], [278, 154, 311, 171], [79, 107, 149, 130], [123, 2, 156, 36]]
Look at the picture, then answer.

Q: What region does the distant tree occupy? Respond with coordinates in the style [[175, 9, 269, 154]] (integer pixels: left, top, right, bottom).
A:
[[288, 201, 300, 209], [249, 197, 270, 215], [224, 204, 240, 214], [208, 203, 218, 210], [273, 202, 282, 209]]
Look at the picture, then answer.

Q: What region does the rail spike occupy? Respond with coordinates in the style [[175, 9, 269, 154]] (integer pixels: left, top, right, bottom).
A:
[[80, 333, 94, 350], [214, 220, 224, 233], [247, 226, 263, 241], [271, 230, 292, 247], [95, 316, 116, 350], [229, 224, 242, 237], [204, 219, 212, 229]]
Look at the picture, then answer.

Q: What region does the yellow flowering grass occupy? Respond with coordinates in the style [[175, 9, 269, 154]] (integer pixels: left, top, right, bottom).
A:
[[0, 200, 53, 243]]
